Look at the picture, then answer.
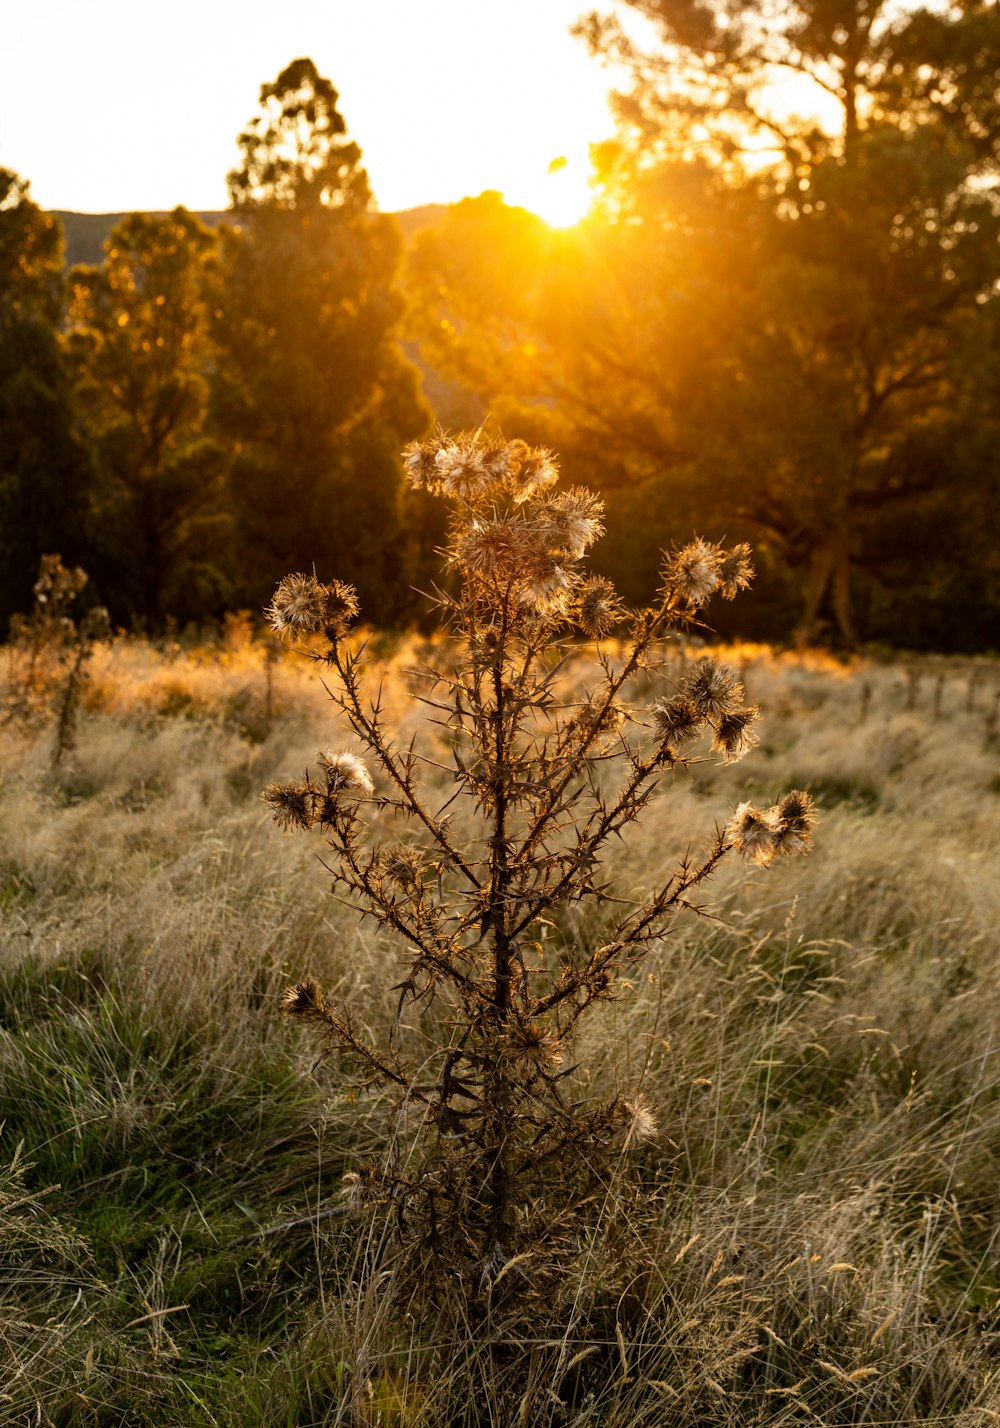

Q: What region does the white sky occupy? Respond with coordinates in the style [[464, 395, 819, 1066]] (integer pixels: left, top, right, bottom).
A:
[[1, 1, 629, 219]]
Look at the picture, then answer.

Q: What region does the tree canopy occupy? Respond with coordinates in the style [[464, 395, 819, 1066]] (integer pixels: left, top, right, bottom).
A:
[[213, 59, 428, 623], [65, 209, 227, 624]]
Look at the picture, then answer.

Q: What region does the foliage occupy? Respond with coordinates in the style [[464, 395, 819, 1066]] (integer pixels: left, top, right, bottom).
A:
[[65, 208, 228, 625], [0, 170, 94, 631], [408, 3, 1000, 648], [212, 59, 429, 625]]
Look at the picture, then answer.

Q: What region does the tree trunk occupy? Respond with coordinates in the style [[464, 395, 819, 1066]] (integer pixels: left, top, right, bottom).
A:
[[796, 535, 858, 648]]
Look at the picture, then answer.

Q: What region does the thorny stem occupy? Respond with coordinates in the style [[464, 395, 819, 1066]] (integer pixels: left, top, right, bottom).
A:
[[484, 596, 515, 1249], [331, 644, 482, 890], [531, 835, 731, 1019], [514, 600, 677, 872]]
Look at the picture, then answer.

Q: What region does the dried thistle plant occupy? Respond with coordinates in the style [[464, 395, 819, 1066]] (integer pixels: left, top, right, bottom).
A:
[[265, 432, 814, 1285], [52, 604, 111, 767], [9, 554, 88, 701]]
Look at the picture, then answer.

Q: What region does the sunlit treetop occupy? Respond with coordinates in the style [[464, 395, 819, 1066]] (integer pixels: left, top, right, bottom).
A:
[[227, 57, 372, 213]]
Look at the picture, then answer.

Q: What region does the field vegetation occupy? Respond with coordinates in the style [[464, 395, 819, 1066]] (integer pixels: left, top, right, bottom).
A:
[[2, 619, 998, 1425]]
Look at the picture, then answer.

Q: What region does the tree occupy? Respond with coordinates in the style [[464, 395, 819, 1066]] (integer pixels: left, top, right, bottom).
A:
[[65, 209, 227, 625], [571, 0, 1000, 644], [408, 8, 1000, 648], [0, 170, 93, 629], [212, 59, 428, 624]]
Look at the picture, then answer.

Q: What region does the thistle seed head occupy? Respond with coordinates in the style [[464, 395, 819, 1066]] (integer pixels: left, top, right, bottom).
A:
[[718, 543, 754, 599], [519, 560, 575, 616], [663, 538, 722, 606], [380, 843, 424, 890], [435, 440, 490, 500], [726, 801, 782, 865], [402, 440, 441, 491], [454, 518, 532, 577], [282, 977, 325, 1017], [577, 576, 622, 637], [686, 657, 743, 718], [539, 489, 605, 559], [316, 751, 375, 797], [710, 705, 761, 763], [775, 789, 817, 853], [263, 780, 317, 832], [511, 1022, 564, 1069], [508, 445, 559, 502], [484, 437, 530, 482], [267, 573, 359, 642], [650, 694, 703, 748]]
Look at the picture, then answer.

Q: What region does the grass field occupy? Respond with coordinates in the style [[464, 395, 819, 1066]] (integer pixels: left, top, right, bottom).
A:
[[1, 630, 999, 1426]]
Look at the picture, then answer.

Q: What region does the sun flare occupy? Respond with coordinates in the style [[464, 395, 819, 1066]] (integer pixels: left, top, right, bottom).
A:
[[504, 155, 594, 229]]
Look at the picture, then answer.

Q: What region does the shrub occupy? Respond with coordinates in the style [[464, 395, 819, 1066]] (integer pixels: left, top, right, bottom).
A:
[[263, 433, 814, 1294]]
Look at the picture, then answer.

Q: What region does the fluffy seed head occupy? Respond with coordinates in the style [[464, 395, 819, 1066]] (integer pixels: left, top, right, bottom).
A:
[[775, 789, 817, 853], [454, 518, 532, 577], [511, 1023, 564, 1069], [577, 576, 622, 637], [435, 440, 490, 499], [380, 843, 424, 890], [726, 802, 782, 865], [710, 705, 761, 763], [340, 1170, 366, 1210], [663, 538, 723, 606], [282, 977, 324, 1017], [623, 1096, 658, 1147], [484, 438, 529, 482], [267, 573, 359, 642], [401, 441, 441, 491], [263, 781, 316, 832], [520, 561, 575, 615], [650, 695, 703, 748], [539, 489, 605, 559], [686, 657, 743, 718], [718, 544, 754, 599], [316, 751, 375, 797], [509, 445, 559, 503]]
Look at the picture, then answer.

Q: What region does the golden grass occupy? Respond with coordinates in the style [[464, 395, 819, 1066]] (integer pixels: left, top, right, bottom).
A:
[[1, 633, 999, 1424]]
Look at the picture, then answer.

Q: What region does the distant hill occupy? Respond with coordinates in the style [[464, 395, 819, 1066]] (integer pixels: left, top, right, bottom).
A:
[[53, 204, 448, 267]]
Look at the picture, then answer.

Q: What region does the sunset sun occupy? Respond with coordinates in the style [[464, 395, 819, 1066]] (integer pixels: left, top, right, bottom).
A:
[[507, 155, 595, 228]]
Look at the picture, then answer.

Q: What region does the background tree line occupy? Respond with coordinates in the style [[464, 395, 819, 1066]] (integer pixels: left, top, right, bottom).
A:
[[1, 6, 997, 650]]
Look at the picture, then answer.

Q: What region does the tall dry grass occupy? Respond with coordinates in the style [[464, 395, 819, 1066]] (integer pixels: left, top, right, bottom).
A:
[[1, 631, 998, 1424]]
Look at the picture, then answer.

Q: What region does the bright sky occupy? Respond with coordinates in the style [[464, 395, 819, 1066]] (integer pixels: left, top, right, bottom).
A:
[[1, 1, 629, 226]]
